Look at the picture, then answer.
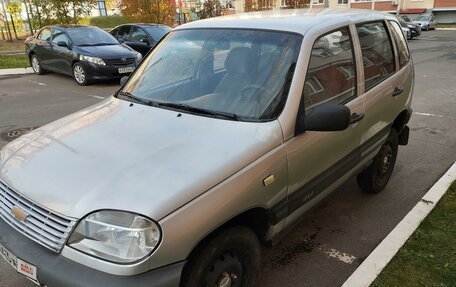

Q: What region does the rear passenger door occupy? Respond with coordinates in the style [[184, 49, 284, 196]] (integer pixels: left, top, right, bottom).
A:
[[356, 21, 411, 157], [285, 27, 365, 215], [35, 27, 54, 68]]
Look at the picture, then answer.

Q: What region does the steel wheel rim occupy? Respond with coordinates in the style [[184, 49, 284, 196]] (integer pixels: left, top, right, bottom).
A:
[[32, 57, 40, 73], [74, 65, 85, 83]]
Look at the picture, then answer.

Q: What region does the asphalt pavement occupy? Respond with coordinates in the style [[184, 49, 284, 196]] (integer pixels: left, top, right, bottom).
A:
[[0, 30, 455, 287]]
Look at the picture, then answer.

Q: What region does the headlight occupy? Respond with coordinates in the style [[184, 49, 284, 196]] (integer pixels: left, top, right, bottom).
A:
[[80, 55, 106, 66], [67, 210, 161, 263], [136, 53, 142, 62]]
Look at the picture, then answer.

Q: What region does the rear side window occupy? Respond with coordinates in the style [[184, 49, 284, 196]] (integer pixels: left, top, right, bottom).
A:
[[130, 27, 148, 42], [389, 21, 410, 69], [356, 22, 395, 91], [303, 27, 357, 109]]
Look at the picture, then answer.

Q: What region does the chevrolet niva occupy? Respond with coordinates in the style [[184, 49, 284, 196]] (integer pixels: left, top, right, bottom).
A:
[[0, 8, 413, 287]]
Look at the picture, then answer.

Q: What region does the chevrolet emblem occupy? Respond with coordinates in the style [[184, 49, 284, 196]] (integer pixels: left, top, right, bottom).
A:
[[11, 206, 29, 222]]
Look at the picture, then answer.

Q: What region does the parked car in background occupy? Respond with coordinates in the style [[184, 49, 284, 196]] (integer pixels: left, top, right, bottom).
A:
[[398, 18, 421, 39], [413, 14, 436, 31], [401, 25, 411, 40], [110, 24, 171, 56], [2, 9, 413, 287], [398, 15, 412, 22], [25, 25, 142, 85]]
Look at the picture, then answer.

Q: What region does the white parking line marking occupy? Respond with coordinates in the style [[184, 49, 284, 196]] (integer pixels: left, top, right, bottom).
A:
[[325, 248, 356, 264], [88, 95, 105, 100], [414, 112, 455, 120], [29, 80, 46, 86], [342, 162, 456, 287]]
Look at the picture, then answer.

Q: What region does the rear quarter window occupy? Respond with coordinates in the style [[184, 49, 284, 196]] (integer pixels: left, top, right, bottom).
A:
[[389, 21, 410, 69]]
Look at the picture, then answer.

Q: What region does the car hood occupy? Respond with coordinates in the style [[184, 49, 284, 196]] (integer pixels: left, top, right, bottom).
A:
[[77, 44, 137, 58], [0, 97, 283, 220]]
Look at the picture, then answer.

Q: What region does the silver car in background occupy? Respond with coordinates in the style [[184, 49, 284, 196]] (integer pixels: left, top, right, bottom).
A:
[[0, 8, 413, 287], [413, 14, 437, 31]]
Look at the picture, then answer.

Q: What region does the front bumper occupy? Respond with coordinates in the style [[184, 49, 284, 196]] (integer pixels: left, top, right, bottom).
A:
[[82, 62, 136, 81], [0, 218, 184, 287]]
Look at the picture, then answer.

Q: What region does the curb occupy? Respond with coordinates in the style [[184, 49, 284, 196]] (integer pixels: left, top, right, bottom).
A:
[[435, 28, 456, 30], [0, 67, 33, 76], [342, 161, 456, 287]]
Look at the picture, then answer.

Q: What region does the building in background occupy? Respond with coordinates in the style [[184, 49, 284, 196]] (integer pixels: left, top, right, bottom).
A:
[[233, 0, 455, 23]]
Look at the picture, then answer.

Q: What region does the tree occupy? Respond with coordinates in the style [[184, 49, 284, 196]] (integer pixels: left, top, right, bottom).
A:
[[198, 0, 223, 19], [244, 0, 272, 12], [120, 0, 176, 26], [6, 0, 22, 39], [25, 0, 96, 26]]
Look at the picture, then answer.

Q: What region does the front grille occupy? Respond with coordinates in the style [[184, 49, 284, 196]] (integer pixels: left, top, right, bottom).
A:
[[105, 57, 136, 67], [0, 180, 76, 252]]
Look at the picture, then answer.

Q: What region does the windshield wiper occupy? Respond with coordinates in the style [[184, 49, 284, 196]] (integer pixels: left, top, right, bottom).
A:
[[116, 91, 159, 107], [158, 102, 240, 121]]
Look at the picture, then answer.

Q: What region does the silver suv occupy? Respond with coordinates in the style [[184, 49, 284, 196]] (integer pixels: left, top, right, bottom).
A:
[[0, 9, 413, 287]]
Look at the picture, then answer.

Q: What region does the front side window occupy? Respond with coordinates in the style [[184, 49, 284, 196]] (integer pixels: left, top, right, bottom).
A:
[[122, 29, 302, 121], [116, 26, 131, 40], [52, 30, 69, 45], [302, 27, 357, 110], [356, 22, 395, 91], [389, 21, 410, 69], [67, 27, 119, 46], [38, 28, 52, 41]]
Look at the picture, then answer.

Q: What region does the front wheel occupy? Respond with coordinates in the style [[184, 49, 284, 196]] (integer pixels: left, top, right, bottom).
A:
[[30, 55, 46, 75], [181, 226, 261, 287], [357, 129, 398, 194], [72, 63, 90, 86]]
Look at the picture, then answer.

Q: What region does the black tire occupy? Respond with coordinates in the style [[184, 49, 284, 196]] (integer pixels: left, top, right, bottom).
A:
[[30, 54, 46, 75], [181, 226, 261, 287], [72, 62, 90, 86], [357, 129, 398, 194]]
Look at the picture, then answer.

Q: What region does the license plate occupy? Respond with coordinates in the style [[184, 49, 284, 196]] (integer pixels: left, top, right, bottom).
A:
[[118, 66, 135, 74], [0, 243, 38, 283]]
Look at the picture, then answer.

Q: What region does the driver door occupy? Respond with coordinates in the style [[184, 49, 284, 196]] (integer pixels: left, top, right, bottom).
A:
[[285, 26, 365, 215]]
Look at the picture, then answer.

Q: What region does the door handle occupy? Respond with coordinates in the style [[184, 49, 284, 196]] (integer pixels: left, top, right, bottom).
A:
[[350, 112, 364, 125], [392, 87, 403, 97]]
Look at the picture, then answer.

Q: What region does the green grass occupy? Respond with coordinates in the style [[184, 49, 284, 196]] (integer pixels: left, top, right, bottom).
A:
[[372, 181, 456, 287], [0, 54, 29, 69], [436, 24, 456, 28]]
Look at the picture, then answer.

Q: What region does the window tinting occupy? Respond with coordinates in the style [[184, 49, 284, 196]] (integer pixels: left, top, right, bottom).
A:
[[389, 21, 410, 69], [38, 28, 52, 41], [52, 30, 69, 45], [303, 28, 356, 110], [357, 22, 395, 91], [130, 27, 148, 42]]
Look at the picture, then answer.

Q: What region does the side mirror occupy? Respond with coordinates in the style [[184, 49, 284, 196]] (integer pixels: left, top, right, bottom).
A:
[[297, 103, 351, 133], [57, 41, 69, 48], [120, 76, 129, 86], [140, 38, 150, 45]]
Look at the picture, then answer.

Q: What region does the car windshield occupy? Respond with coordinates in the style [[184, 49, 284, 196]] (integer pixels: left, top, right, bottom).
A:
[[418, 16, 430, 21], [144, 26, 171, 41], [121, 29, 302, 121], [67, 27, 119, 46]]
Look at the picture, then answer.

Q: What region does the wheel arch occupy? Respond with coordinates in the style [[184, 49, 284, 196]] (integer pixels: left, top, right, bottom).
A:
[[392, 109, 410, 133], [184, 207, 272, 261]]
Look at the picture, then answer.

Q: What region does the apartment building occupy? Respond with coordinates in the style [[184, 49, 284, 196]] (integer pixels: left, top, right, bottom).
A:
[[233, 0, 456, 23]]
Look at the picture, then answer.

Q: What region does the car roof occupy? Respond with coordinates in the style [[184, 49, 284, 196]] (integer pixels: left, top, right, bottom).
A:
[[175, 8, 396, 35], [114, 23, 170, 28]]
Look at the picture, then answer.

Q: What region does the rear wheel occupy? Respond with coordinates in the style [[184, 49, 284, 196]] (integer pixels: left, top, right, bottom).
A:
[[73, 63, 90, 86], [357, 129, 398, 194], [181, 226, 261, 287], [30, 55, 46, 75]]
